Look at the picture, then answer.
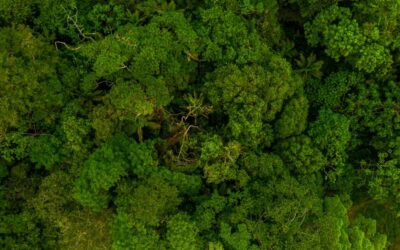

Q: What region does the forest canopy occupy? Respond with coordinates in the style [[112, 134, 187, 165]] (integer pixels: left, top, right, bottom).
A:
[[1, 0, 400, 249]]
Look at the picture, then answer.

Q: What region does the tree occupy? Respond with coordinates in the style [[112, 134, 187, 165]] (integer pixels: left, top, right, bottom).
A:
[[220, 223, 258, 250], [306, 71, 363, 110], [200, 135, 248, 186], [274, 95, 309, 139], [166, 213, 200, 250], [304, 4, 394, 76], [73, 134, 156, 210], [275, 135, 327, 175], [308, 108, 351, 182], [0, 25, 64, 163], [318, 196, 387, 250], [205, 61, 302, 147]]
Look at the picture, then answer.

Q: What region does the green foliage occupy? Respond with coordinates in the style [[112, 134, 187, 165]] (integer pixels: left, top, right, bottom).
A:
[[309, 108, 351, 172], [60, 114, 91, 154], [29, 136, 62, 170], [112, 211, 164, 250], [286, 0, 338, 18], [73, 134, 156, 210], [205, 60, 302, 147], [111, 173, 184, 249], [194, 192, 227, 231], [197, 5, 271, 64], [0, 133, 31, 163], [318, 196, 387, 250], [200, 135, 248, 186], [0, 164, 57, 250], [115, 174, 181, 227], [81, 10, 198, 89], [304, 3, 394, 75], [0, 25, 63, 140], [294, 53, 324, 80], [157, 168, 202, 196], [220, 223, 257, 250], [33, 0, 83, 42], [366, 153, 400, 207], [319, 196, 352, 250], [81, 36, 129, 77], [90, 79, 170, 141], [241, 151, 285, 178], [87, 3, 126, 34], [306, 71, 364, 109], [275, 135, 327, 174], [166, 213, 200, 250], [2, 0, 400, 248], [274, 95, 309, 139], [0, 0, 34, 25]]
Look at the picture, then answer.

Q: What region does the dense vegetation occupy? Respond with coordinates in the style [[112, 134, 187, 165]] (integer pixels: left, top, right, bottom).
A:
[[1, 0, 400, 249]]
